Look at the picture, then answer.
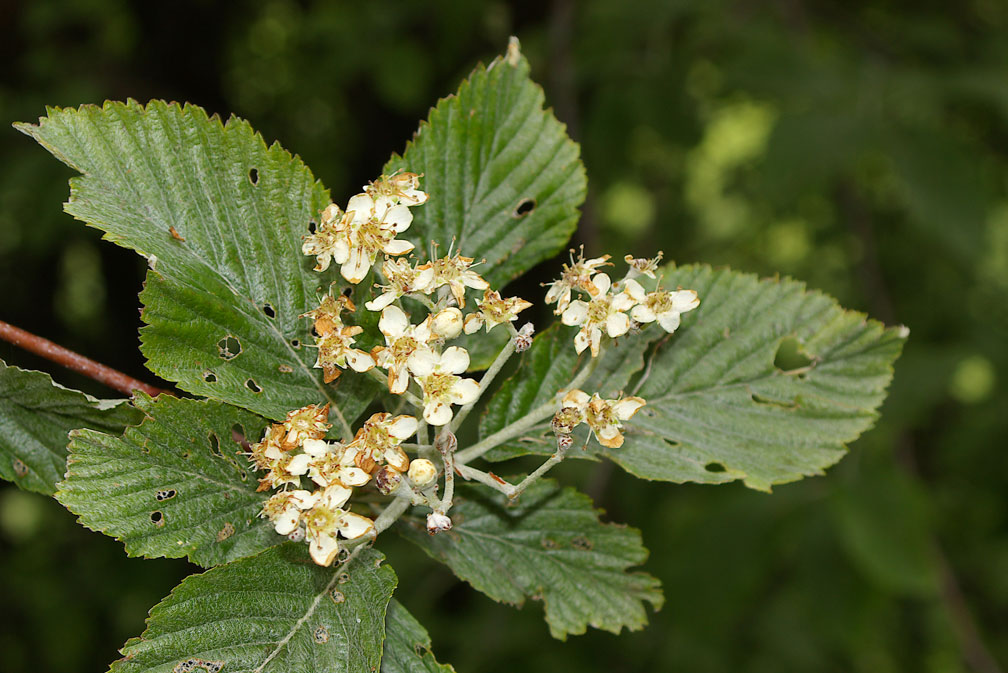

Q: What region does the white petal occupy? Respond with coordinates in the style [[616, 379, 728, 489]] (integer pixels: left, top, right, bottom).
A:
[[440, 346, 470, 374], [337, 512, 375, 539], [424, 401, 453, 426], [407, 348, 437, 376], [388, 415, 418, 440], [413, 267, 435, 292], [606, 312, 631, 338], [291, 490, 319, 509], [389, 365, 410, 394], [544, 282, 564, 304], [310, 533, 341, 566], [463, 313, 482, 334], [364, 291, 398, 312], [383, 204, 414, 232], [623, 278, 646, 302], [562, 301, 589, 326], [450, 378, 480, 405], [573, 329, 590, 353], [373, 194, 394, 219], [384, 447, 410, 473], [563, 389, 590, 409], [346, 194, 373, 220], [320, 484, 352, 509], [331, 238, 350, 264], [591, 273, 612, 294], [671, 290, 700, 312], [631, 305, 657, 323], [302, 439, 330, 458], [341, 247, 371, 284], [613, 397, 646, 420], [287, 453, 310, 475], [340, 466, 371, 487], [382, 238, 415, 256], [379, 305, 409, 338], [463, 272, 490, 290], [345, 349, 375, 372], [274, 508, 300, 536], [611, 291, 636, 312], [657, 312, 681, 333]]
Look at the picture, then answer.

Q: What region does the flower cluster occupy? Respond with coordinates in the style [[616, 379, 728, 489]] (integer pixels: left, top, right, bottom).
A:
[[553, 390, 647, 449], [251, 403, 421, 566], [546, 249, 699, 356]]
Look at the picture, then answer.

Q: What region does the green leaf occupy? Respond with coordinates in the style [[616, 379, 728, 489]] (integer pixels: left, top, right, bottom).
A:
[[384, 39, 586, 288], [16, 101, 376, 425], [621, 264, 907, 491], [56, 393, 280, 567], [382, 601, 456, 673], [478, 323, 655, 461], [398, 479, 663, 640], [110, 544, 396, 673], [0, 359, 141, 495]]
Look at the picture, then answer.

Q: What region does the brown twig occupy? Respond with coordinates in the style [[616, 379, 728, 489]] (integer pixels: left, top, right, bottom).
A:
[[0, 319, 172, 398]]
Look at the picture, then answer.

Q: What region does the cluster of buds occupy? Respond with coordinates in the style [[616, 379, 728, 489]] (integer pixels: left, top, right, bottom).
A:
[[552, 389, 647, 449], [251, 403, 424, 566], [545, 248, 699, 356]]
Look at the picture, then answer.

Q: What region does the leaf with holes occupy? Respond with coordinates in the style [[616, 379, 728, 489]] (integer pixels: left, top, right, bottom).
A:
[[382, 600, 456, 673], [615, 264, 907, 491], [16, 101, 378, 427], [398, 479, 663, 640], [110, 544, 396, 673], [56, 393, 282, 567], [478, 324, 656, 461], [384, 39, 586, 288], [0, 359, 142, 495]]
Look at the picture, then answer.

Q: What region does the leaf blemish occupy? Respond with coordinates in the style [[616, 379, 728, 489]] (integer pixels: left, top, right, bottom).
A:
[[245, 379, 262, 393], [216, 521, 235, 541], [169, 226, 185, 241], [512, 197, 536, 218], [330, 589, 345, 604], [774, 335, 815, 373], [202, 371, 217, 383], [155, 489, 177, 501], [217, 335, 241, 360], [278, 364, 293, 373], [704, 462, 726, 473], [262, 303, 276, 318], [248, 167, 259, 185], [173, 658, 224, 673], [12, 457, 28, 478], [313, 625, 329, 644], [572, 535, 593, 551], [150, 510, 165, 526]]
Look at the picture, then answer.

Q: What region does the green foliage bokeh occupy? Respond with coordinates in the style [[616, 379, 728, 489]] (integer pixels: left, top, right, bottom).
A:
[[1, 1, 1005, 671]]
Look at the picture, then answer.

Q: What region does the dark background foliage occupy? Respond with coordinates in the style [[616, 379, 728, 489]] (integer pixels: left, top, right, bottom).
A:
[[1, 1, 1005, 671]]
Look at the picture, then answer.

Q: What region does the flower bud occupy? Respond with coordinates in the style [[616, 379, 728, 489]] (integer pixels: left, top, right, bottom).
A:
[[557, 433, 574, 451], [431, 307, 464, 339], [408, 458, 437, 487], [426, 511, 452, 535], [374, 466, 403, 495], [287, 527, 305, 543], [435, 430, 458, 455]]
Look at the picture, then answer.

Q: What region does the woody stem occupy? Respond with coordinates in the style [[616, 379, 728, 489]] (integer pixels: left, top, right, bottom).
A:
[[0, 319, 172, 397]]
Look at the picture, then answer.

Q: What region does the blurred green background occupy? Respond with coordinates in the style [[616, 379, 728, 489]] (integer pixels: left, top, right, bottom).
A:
[[1, 1, 1006, 671]]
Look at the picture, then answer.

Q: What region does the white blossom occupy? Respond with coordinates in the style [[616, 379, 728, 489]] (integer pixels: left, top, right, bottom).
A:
[[560, 273, 637, 357]]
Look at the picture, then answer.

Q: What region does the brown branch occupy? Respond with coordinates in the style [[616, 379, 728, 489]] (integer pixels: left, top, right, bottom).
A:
[[0, 319, 173, 398]]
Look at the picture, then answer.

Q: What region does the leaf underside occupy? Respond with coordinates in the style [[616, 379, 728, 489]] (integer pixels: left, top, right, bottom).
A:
[[17, 101, 377, 425], [384, 42, 587, 289], [111, 545, 396, 673], [399, 479, 663, 640], [57, 394, 280, 567], [0, 359, 141, 495]]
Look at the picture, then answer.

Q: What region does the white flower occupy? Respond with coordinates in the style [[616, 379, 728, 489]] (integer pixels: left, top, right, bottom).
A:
[[365, 257, 436, 311], [626, 281, 700, 333], [305, 440, 372, 489], [562, 389, 646, 449], [301, 204, 344, 272], [347, 412, 417, 474], [543, 248, 611, 313], [366, 172, 429, 207], [260, 489, 318, 536], [280, 403, 330, 450], [560, 273, 637, 357], [415, 346, 480, 426], [462, 290, 533, 334], [303, 485, 375, 566], [418, 253, 490, 307], [303, 296, 375, 383], [513, 322, 535, 352], [624, 252, 664, 279], [374, 305, 436, 394]]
